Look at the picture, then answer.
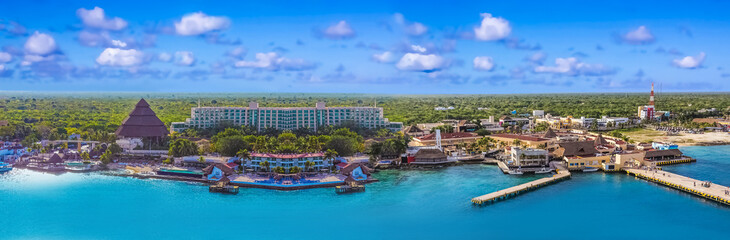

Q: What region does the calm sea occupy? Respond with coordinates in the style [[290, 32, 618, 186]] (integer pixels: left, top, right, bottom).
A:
[[2, 145, 730, 239]]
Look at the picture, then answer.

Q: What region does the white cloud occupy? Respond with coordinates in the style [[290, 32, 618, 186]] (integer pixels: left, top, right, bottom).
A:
[[396, 53, 446, 72], [371, 51, 394, 63], [321, 21, 356, 40], [0, 64, 4, 71], [0, 52, 11, 63], [25, 31, 57, 55], [174, 12, 230, 36], [96, 48, 144, 67], [673, 52, 706, 69], [394, 13, 428, 36], [226, 47, 247, 59], [174, 51, 195, 66], [234, 52, 315, 71], [111, 40, 127, 48], [474, 13, 511, 41], [158, 52, 172, 62], [621, 26, 655, 45], [534, 57, 615, 76], [76, 7, 128, 31], [473, 56, 494, 71], [526, 52, 546, 64], [411, 45, 427, 53], [405, 22, 428, 36]]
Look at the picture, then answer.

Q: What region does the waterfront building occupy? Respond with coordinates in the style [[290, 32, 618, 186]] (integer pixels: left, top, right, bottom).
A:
[[203, 163, 236, 181], [244, 152, 331, 173], [643, 149, 687, 163], [116, 99, 169, 143], [340, 162, 372, 181], [0, 145, 28, 162], [554, 141, 611, 170], [410, 148, 450, 165], [170, 102, 402, 133], [508, 147, 549, 167], [409, 132, 481, 148]]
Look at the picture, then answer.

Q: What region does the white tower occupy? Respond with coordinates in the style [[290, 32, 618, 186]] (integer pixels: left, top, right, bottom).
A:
[[435, 129, 442, 151]]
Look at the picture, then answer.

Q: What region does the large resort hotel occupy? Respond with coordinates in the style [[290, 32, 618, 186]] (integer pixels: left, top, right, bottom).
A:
[[170, 102, 403, 132]]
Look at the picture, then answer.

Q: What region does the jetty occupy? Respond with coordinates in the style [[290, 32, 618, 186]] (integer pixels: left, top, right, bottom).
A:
[[626, 168, 730, 206], [472, 169, 571, 205]]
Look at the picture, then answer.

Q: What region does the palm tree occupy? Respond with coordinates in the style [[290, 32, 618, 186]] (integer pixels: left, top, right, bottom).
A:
[[259, 160, 270, 172], [304, 160, 315, 172], [236, 149, 251, 172], [324, 149, 338, 172], [237, 149, 251, 161]]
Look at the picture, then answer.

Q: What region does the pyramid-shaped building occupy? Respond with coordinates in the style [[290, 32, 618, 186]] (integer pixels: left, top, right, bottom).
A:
[[115, 99, 169, 139]]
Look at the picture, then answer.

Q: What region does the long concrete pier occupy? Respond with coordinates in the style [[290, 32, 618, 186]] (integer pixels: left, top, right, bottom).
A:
[[626, 168, 730, 206], [471, 170, 571, 205]]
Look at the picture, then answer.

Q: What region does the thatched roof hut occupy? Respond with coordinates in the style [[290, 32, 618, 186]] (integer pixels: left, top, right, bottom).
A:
[[413, 148, 447, 163], [47, 153, 63, 164], [543, 128, 558, 138], [115, 99, 169, 139], [554, 141, 597, 158], [594, 134, 609, 146]]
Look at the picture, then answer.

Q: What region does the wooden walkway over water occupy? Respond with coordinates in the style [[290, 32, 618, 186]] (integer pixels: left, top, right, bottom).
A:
[[626, 168, 730, 206], [471, 170, 571, 205]]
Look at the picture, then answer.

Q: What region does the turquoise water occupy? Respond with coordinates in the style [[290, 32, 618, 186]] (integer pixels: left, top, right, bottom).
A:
[[2, 146, 730, 239]]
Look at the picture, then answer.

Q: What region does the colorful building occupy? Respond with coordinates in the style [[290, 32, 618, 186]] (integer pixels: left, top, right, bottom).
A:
[[171, 102, 402, 133], [244, 152, 331, 173]]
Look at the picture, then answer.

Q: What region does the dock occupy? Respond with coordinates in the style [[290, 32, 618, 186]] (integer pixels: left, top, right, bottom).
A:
[[209, 182, 239, 194], [471, 170, 571, 205], [626, 168, 730, 206], [652, 157, 696, 166]]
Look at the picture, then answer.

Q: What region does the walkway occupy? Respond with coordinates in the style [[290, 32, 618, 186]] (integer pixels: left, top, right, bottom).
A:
[[626, 168, 730, 206], [472, 169, 571, 205]]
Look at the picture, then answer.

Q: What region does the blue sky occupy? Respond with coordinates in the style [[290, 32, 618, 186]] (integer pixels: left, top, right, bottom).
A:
[[0, 0, 728, 93]]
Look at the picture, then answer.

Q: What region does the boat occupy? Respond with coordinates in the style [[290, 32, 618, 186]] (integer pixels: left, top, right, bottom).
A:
[[535, 168, 552, 174], [507, 169, 523, 175], [0, 162, 12, 173], [583, 167, 599, 172]]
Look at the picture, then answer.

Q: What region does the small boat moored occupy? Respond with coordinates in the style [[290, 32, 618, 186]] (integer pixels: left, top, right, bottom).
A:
[[583, 167, 599, 172], [535, 168, 552, 174], [508, 169, 523, 175]]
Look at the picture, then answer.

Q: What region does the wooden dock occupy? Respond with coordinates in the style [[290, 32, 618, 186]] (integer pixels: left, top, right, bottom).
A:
[[471, 170, 571, 205], [626, 168, 730, 206]]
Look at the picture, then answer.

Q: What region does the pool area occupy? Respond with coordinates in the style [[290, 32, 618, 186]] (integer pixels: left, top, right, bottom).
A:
[[156, 168, 204, 178], [229, 173, 347, 189]]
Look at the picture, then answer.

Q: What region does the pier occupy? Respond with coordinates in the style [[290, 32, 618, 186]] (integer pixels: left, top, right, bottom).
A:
[[471, 170, 571, 205], [651, 157, 695, 166], [626, 168, 730, 206]]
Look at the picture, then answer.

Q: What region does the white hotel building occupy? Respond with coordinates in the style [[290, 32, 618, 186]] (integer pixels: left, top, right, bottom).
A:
[[170, 102, 403, 133]]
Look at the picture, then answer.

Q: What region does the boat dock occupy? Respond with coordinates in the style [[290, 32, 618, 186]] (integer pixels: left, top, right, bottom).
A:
[[652, 157, 696, 166], [471, 170, 571, 205], [626, 168, 730, 206]]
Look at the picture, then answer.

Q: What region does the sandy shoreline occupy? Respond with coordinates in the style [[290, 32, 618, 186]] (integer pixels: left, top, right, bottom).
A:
[[622, 130, 730, 146]]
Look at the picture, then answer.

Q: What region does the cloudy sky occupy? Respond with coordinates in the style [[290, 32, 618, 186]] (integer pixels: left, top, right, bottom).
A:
[[0, 0, 728, 93]]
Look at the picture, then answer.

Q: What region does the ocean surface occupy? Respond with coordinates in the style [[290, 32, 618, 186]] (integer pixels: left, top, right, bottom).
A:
[[2, 145, 730, 239]]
